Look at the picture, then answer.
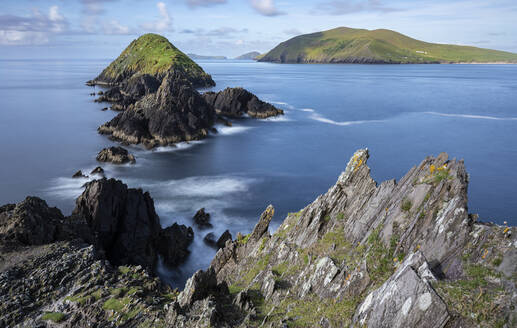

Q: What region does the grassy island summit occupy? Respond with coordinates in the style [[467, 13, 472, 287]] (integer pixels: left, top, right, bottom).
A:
[[92, 33, 215, 87], [259, 27, 517, 64]]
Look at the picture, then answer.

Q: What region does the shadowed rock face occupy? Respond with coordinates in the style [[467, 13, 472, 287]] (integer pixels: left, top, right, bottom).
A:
[[203, 87, 284, 119], [0, 197, 64, 247], [98, 71, 216, 148], [73, 178, 193, 271]]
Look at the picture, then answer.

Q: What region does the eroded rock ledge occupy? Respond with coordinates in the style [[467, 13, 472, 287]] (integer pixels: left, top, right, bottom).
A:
[[1, 150, 516, 327]]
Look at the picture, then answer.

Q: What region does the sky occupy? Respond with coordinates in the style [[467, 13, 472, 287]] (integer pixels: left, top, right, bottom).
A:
[[0, 0, 516, 59]]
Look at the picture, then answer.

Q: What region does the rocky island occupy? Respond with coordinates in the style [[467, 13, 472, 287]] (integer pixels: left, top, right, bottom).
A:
[[91, 34, 283, 149], [1, 150, 515, 327], [259, 27, 517, 64]]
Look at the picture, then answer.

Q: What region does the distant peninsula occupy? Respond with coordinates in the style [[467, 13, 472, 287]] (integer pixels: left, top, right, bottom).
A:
[[235, 51, 261, 60], [188, 53, 227, 60], [259, 27, 517, 64]]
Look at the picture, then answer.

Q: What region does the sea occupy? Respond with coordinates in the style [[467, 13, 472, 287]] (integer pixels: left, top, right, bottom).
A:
[[1, 59, 516, 287]]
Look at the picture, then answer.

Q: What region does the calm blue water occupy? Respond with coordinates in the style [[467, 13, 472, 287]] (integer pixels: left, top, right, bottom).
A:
[[1, 59, 516, 287]]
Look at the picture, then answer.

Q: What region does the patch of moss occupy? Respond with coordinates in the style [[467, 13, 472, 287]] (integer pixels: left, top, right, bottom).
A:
[[433, 263, 505, 326], [336, 212, 345, 221], [401, 199, 412, 212], [42, 312, 65, 323], [272, 262, 289, 276], [118, 266, 131, 274]]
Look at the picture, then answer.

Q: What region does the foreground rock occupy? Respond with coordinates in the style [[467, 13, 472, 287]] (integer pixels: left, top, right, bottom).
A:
[[74, 178, 193, 271], [204, 149, 517, 327], [0, 242, 174, 327], [3, 150, 516, 327], [203, 87, 284, 118], [96, 146, 136, 164]]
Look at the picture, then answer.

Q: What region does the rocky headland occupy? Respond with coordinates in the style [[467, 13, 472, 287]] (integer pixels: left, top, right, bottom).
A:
[[1, 150, 515, 327], [91, 34, 283, 149]]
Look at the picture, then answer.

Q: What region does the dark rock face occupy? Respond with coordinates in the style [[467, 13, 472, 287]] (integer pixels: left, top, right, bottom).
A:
[[72, 170, 87, 178], [95, 74, 161, 111], [192, 208, 212, 229], [98, 71, 216, 148], [0, 197, 65, 247], [216, 230, 232, 249], [157, 223, 194, 267], [203, 230, 232, 249], [96, 146, 136, 164], [203, 87, 284, 118], [203, 232, 217, 247], [90, 166, 104, 175], [0, 242, 174, 327], [73, 178, 162, 270], [73, 178, 193, 271], [177, 268, 228, 308]]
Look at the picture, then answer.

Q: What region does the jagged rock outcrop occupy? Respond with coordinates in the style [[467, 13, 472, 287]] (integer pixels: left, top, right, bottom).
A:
[[204, 230, 232, 249], [3, 150, 516, 327], [73, 178, 193, 271], [72, 170, 87, 178], [201, 149, 517, 327], [193, 208, 212, 229], [157, 223, 194, 267], [90, 166, 104, 175], [0, 197, 64, 248], [203, 88, 284, 118], [96, 146, 136, 164], [98, 70, 216, 148]]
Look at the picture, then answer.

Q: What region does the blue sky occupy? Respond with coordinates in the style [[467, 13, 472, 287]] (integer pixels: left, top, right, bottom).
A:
[[0, 0, 516, 59]]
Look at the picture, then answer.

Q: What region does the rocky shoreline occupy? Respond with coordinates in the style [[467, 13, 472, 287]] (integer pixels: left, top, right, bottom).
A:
[[1, 150, 516, 327]]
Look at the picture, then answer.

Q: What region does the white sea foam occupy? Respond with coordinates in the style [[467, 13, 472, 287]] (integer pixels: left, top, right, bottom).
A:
[[145, 175, 254, 198], [216, 125, 253, 135], [260, 115, 292, 122], [299, 108, 315, 112], [424, 111, 517, 121], [153, 140, 205, 153], [45, 176, 92, 199], [309, 113, 383, 126]]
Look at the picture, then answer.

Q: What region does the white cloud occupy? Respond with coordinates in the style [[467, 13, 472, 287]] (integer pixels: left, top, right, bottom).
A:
[[250, 0, 284, 16], [0, 6, 67, 45], [103, 20, 131, 35], [186, 0, 226, 7], [141, 2, 173, 32]]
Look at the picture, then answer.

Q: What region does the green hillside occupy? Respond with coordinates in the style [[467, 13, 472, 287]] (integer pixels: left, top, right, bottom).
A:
[[259, 27, 517, 64], [94, 33, 214, 86]]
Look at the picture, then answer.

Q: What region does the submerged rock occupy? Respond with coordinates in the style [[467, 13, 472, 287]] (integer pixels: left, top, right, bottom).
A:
[[96, 146, 136, 164], [203, 87, 284, 118]]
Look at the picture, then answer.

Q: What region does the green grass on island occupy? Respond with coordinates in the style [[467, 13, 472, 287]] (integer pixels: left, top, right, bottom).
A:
[[259, 27, 517, 64], [96, 33, 212, 84]]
